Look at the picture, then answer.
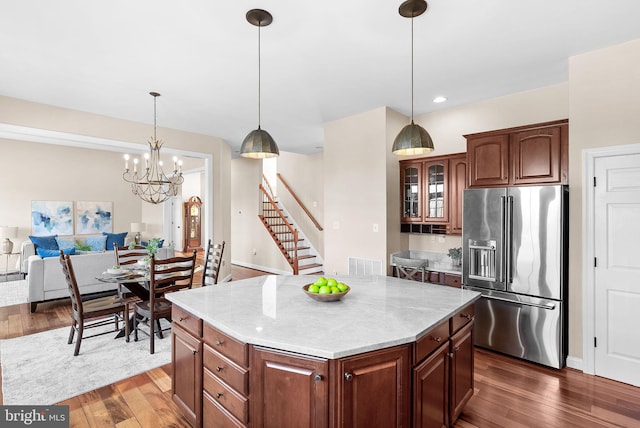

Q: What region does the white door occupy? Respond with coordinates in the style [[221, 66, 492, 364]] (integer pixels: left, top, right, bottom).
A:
[[594, 153, 640, 386]]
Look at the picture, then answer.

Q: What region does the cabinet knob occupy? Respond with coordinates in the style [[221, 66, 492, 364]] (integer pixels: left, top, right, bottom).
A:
[[454, 345, 460, 352], [215, 340, 224, 346], [344, 372, 353, 381], [449, 353, 454, 359], [191, 349, 198, 355], [216, 392, 223, 399], [216, 366, 224, 372], [178, 316, 187, 322], [461, 313, 473, 320], [432, 336, 442, 343], [314, 374, 322, 382]]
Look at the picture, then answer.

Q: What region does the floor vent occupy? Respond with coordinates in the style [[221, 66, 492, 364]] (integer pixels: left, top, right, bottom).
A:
[[348, 257, 383, 276]]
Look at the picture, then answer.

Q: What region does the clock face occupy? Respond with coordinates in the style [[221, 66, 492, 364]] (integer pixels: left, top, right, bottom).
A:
[[190, 205, 199, 216]]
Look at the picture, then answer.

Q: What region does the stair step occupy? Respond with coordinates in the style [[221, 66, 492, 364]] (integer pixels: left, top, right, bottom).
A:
[[299, 263, 323, 271], [298, 254, 315, 260]]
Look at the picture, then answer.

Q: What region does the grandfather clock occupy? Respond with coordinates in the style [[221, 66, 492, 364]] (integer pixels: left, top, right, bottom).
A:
[[183, 196, 203, 252]]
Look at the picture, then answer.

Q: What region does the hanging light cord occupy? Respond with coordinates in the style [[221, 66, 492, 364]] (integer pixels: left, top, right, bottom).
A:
[[153, 94, 157, 141], [258, 22, 262, 129], [411, 13, 415, 123]]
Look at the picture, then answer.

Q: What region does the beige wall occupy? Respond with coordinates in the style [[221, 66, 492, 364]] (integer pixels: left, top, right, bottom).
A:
[[324, 107, 389, 275], [567, 38, 640, 358], [0, 95, 232, 279]]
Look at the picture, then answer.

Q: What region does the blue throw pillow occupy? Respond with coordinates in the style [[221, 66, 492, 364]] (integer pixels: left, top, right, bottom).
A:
[[85, 235, 108, 252], [37, 247, 75, 258], [29, 235, 59, 251], [102, 232, 128, 251], [141, 239, 164, 248], [55, 236, 76, 250]]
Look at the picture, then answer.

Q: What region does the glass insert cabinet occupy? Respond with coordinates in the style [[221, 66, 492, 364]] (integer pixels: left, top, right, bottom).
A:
[[399, 152, 467, 235]]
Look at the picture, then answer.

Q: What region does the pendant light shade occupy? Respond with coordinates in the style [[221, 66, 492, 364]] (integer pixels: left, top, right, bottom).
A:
[[392, 0, 434, 156], [241, 9, 279, 159]]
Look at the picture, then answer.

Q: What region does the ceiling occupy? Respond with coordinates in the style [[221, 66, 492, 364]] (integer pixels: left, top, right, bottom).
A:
[[2, 1, 640, 156]]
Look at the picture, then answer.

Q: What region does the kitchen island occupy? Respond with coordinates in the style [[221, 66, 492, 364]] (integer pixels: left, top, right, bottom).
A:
[[167, 274, 480, 428]]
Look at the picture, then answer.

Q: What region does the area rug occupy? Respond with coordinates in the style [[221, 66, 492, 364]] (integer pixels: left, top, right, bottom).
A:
[[0, 320, 171, 405], [0, 279, 28, 307]]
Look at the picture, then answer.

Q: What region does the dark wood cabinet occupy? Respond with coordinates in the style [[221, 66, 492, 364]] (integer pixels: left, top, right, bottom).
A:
[[449, 322, 474, 424], [336, 345, 411, 428], [399, 153, 464, 235], [413, 342, 449, 428], [172, 324, 203, 428], [448, 154, 467, 235], [251, 347, 329, 428], [466, 119, 568, 188]]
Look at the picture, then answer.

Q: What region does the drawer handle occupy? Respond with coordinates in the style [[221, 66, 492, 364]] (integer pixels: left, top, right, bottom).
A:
[[216, 366, 224, 372], [314, 374, 322, 382], [454, 345, 460, 352], [432, 336, 442, 343], [215, 340, 224, 346], [179, 316, 188, 322], [216, 392, 223, 399], [461, 313, 473, 320], [344, 372, 353, 381], [191, 349, 198, 355]]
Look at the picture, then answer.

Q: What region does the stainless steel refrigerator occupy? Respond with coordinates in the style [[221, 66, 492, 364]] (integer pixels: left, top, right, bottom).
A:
[[462, 185, 568, 368]]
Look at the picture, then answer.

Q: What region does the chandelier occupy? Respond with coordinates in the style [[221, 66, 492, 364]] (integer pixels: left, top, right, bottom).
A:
[[123, 92, 184, 204]]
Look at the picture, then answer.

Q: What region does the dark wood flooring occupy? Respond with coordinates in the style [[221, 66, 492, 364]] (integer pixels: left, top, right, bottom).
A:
[[1, 264, 639, 427]]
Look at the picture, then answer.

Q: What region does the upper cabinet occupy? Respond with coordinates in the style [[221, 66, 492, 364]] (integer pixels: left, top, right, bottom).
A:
[[466, 119, 568, 188], [399, 153, 466, 235]]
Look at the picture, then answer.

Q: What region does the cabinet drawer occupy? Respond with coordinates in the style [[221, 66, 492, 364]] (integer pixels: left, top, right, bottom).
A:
[[414, 319, 450, 364], [450, 303, 475, 334], [204, 343, 249, 395], [172, 305, 202, 337], [203, 390, 247, 428], [204, 323, 249, 367], [443, 274, 462, 288], [204, 368, 249, 424]]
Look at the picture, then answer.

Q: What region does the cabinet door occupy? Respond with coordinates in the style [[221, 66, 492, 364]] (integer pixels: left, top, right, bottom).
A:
[[449, 322, 474, 424], [251, 346, 329, 428], [424, 159, 449, 223], [400, 161, 424, 223], [511, 124, 567, 185], [413, 342, 449, 428], [467, 134, 509, 187], [337, 345, 411, 428], [448, 154, 467, 235], [172, 324, 203, 428]]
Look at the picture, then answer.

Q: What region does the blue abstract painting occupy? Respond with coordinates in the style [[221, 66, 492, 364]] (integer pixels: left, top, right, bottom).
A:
[[31, 201, 74, 236], [76, 201, 113, 235]]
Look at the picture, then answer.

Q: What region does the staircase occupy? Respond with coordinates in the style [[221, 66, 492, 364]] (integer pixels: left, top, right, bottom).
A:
[[258, 182, 323, 275]]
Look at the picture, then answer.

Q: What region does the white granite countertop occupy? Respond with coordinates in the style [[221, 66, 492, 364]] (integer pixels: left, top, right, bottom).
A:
[[167, 274, 480, 359]]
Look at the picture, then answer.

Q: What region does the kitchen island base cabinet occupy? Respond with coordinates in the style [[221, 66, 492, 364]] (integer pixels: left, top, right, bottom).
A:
[[335, 345, 411, 428], [449, 322, 474, 423], [251, 346, 329, 428], [414, 342, 449, 428], [172, 324, 203, 428]]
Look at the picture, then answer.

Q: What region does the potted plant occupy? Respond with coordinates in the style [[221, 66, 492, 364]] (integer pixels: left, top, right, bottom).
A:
[[448, 247, 462, 266]]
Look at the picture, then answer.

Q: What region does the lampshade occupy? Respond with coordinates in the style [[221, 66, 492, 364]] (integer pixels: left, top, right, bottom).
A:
[[0, 226, 18, 239], [392, 121, 434, 155], [240, 127, 279, 159], [130, 223, 146, 233]]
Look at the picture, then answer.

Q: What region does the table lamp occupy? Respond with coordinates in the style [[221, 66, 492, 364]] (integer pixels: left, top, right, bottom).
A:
[[130, 223, 146, 245], [0, 226, 18, 254]]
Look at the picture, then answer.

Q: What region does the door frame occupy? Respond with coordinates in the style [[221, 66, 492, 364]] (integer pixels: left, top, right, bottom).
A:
[[582, 142, 640, 375]]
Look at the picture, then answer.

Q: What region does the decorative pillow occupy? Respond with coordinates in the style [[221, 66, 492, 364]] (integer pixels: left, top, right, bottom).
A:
[[37, 247, 75, 258], [141, 239, 164, 248], [85, 235, 108, 252], [55, 236, 76, 250], [29, 235, 59, 251], [102, 232, 128, 250]]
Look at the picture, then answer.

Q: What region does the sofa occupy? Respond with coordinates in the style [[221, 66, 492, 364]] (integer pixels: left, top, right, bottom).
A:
[[23, 240, 174, 312]]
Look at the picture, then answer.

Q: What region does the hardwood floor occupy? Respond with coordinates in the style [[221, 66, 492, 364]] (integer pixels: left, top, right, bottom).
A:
[[1, 265, 639, 427]]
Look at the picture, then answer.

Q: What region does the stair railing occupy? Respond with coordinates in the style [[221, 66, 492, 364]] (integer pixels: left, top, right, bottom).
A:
[[259, 183, 299, 274], [277, 173, 323, 231]]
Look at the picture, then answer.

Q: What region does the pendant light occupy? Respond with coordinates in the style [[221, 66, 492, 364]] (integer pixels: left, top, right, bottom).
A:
[[392, 0, 435, 156], [240, 9, 280, 159]]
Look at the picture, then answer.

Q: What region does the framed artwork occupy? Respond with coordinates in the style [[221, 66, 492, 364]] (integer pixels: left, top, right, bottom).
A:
[[75, 201, 113, 235], [31, 201, 74, 236]]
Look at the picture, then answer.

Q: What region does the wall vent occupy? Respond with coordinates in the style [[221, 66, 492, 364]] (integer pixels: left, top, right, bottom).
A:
[[348, 257, 383, 276]]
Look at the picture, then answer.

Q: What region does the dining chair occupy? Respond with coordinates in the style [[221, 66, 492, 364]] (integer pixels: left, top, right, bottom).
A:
[[394, 257, 427, 282], [114, 244, 150, 340], [59, 251, 129, 356], [132, 250, 197, 354], [199, 239, 225, 286]]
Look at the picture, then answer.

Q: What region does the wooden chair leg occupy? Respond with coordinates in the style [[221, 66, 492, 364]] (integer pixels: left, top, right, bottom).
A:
[[68, 320, 76, 344], [149, 314, 155, 355], [156, 319, 163, 339], [74, 323, 83, 356], [123, 308, 130, 342], [133, 313, 139, 342]]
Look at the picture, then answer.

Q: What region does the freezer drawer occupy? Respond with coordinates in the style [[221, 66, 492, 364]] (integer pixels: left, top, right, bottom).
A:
[[469, 288, 565, 369]]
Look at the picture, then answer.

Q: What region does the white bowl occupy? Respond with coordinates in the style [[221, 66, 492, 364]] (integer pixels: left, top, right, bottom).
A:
[[107, 268, 122, 275]]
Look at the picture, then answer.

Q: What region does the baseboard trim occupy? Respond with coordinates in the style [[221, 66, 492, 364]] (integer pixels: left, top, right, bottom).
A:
[[566, 355, 583, 371], [231, 260, 292, 276]]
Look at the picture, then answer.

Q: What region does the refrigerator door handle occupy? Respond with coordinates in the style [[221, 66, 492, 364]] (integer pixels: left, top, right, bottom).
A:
[[506, 195, 514, 284], [481, 294, 556, 310], [500, 195, 506, 283]]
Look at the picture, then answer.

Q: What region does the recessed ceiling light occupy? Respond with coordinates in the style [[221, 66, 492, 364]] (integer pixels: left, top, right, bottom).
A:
[[433, 96, 447, 103]]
